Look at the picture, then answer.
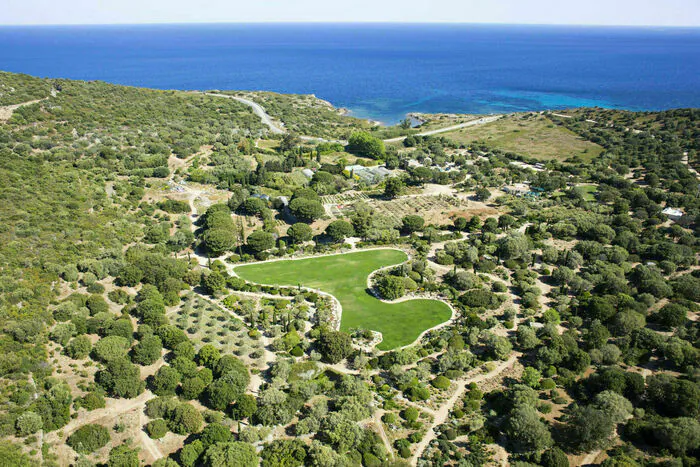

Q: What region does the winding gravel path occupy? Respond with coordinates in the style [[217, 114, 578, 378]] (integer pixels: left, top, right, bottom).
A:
[[410, 353, 520, 465], [203, 92, 285, 134], [0, 97, 48, 122], [384, 115, 502, 143], [203, 91, 501, 144], [373, 410, 394, 459]]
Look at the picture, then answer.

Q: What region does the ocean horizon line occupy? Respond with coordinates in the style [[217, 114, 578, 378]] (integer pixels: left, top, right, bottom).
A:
[[1, 21, 700, 29], [1, 24, 697, 122]]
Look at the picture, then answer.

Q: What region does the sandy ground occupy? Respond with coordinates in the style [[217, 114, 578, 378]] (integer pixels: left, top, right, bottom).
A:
[[0, 97, 47, 122], [45, 390, 159, 465]]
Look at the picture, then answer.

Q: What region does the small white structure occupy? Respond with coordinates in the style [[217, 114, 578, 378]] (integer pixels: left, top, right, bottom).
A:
[[343, 165, 391, 184], [437, 162, 458, 172], [503, 183, 530, 197], [343, 164, 365, 173], [509, 160, 544, 172], [373, 166, 392, 177], [662, 207, 684, 221], [301, 168, 314, 179]]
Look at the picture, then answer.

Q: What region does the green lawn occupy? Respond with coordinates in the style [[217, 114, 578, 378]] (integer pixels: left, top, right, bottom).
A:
[[234, 249, 452, 350], [577, 184, 599, 202]]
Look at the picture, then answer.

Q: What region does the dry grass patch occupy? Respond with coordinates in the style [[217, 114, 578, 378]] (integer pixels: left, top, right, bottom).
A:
[[443, 114, 603, 162], [371, 195, 468, 225]]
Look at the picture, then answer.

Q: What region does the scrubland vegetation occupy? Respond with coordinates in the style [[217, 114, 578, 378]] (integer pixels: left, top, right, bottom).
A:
[[0, 71, 699, 466]]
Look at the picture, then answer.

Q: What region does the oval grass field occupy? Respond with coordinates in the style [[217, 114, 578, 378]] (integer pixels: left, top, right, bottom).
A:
[[233, 249, 452, 350]]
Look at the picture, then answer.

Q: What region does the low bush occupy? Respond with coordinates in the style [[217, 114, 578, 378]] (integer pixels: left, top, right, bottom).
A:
[[146, 419, 168, 439], [431, 375, 451, 390], [67, 424, 110, 453], [79, 392, 106, 411]]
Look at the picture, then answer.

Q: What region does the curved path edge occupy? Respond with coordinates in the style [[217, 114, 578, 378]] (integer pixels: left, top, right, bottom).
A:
[[230, 247, 457, 352], [200, 92, 285, 134]]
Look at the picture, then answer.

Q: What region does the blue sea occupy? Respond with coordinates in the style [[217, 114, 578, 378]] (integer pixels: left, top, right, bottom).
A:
[[1, 23, 699, 123]]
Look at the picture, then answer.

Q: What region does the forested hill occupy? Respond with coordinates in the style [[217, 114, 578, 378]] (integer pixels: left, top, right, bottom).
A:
[[1, 71, 700, 466], [0, 73, 265, 384]]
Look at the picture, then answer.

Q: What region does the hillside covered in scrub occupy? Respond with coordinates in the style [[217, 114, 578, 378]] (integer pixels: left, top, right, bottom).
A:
[[1, 71, 699, 467]]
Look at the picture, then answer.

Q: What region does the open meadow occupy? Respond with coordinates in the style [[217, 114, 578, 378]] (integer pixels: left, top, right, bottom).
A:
[[234, 249, 452, 350], [443, 113, 603, 161]]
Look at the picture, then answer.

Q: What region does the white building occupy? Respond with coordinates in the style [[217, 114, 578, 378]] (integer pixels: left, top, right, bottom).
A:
[[662, 207, 684, 221], [343, 165, 391, 184]]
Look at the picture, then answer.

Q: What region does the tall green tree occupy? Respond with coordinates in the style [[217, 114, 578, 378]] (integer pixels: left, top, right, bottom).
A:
[[97, 358, 145, 398], [325, 220, 354, 242], [287, 222, 313, 244], [202, 441, 258, 467], [505, 405, 553, 453], [347, 132, 385, 159], [384, 177, 404, 198], [246, 230, 276, 253], [318, 329, 353, 364]]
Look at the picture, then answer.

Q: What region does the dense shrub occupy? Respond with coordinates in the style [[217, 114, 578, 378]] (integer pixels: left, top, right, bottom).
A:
[[347, 132, 385, 159], [146, 419, 168, 439], [203, 441, 258, 467], [459, 289, 504, 309], [109, 444, 141, 467], [67, 424, 111, 453], [79, 392, 106, 411], [66, 335, 92, 359], [431, 375, 451, 390], [131, 335, 163, 365], [15, 412, 43, 436], [93, 336, 132, 362], [317, 329, 353, 364], [97, 357, 145, 398]]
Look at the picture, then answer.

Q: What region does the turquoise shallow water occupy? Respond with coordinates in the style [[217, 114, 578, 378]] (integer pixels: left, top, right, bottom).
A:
[[1, 23, 698, 123]]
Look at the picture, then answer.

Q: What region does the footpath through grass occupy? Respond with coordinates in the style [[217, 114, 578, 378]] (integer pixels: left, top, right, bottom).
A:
[[234, 249, 452, 350]]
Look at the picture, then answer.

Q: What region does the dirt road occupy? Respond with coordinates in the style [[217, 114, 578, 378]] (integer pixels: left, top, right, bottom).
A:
[[0, 97, 48, 122], [410, 354, 520, 465], [384, 115, 502, 143], [373, 410, 394, 459], [203, 92, 285, 134], [140, 406, 164, 462], [204, 91, 500, 144]]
